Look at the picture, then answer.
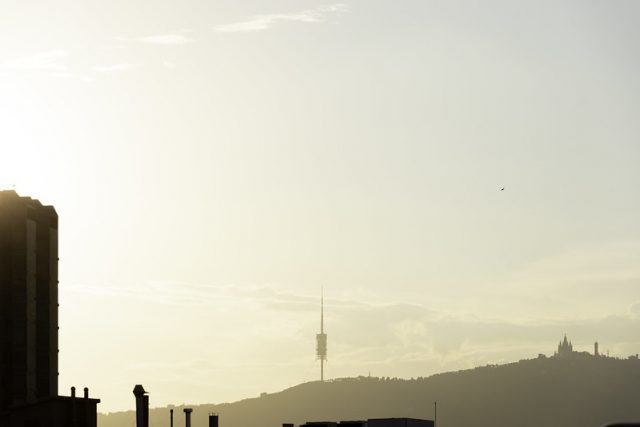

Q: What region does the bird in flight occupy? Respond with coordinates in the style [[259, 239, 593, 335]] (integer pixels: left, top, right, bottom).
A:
[[500, 187, 505, 191]]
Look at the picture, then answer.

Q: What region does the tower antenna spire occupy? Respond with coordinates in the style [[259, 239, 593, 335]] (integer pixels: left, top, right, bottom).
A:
[[321, 287, 324, 334], [316, 287, 328, 382]]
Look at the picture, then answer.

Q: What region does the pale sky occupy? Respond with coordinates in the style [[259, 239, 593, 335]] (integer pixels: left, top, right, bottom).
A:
[[1, 0, 639, 413]]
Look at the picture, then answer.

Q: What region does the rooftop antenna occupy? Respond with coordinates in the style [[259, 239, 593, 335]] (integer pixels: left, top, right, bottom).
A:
[[434, 401, 437, 427], [316, 287, 328, 382]]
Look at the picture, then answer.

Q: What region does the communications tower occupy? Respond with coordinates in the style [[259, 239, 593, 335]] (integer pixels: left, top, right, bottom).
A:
[[316, 289, 328, 381]]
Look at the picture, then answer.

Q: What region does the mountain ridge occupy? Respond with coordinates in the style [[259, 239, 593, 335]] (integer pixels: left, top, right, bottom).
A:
[[98, 353, 640, 427]]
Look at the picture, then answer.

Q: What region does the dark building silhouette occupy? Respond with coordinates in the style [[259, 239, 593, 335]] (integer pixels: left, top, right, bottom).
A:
[[300, 419, 434, 427], [301, 423, 337, 427], [0, 191, 58, 407], [368, 419, 434, 427], [0, 191, 99, 427]]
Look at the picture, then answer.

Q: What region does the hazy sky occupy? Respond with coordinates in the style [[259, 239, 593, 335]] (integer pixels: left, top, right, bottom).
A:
[[1, 0, 639, 413]]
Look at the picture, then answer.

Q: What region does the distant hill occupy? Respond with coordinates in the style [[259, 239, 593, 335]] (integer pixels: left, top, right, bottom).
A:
[[98, 353, 640, 427]]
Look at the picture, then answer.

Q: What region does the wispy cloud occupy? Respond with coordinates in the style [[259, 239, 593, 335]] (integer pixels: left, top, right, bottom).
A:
[[81, 75, 97, 83], [140, 34, 195, 45], [64, 281, 640, 359], [94, 63, 132, 73], [215, 4, 348, 33], [64, 281, 640, 412], [0, 49, 67, 71]]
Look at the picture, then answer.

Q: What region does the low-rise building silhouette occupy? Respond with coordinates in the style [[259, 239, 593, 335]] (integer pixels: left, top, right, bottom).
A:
[[299, 418, 434, 427]]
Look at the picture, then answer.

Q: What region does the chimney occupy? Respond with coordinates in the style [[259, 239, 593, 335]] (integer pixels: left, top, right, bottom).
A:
[[133, 385, 149, 427], [209, 413, 219, 427], [184, 408, 193, 427], [71, 386, 77, 427]]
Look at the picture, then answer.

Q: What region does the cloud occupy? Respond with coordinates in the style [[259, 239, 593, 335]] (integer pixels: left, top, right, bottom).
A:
[[63, 281, 640, 412], [64, 281, 640, 361], [94, 63, 132, 73], [0, 49, 67, 71], [215, 4, 348, 33], [140, 34, 195, 45], [50, 71, 74, 79]]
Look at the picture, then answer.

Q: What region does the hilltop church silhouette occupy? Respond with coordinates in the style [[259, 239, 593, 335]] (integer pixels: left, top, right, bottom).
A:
[[554, 334, 604, 358], [556, 334, 574, 357]]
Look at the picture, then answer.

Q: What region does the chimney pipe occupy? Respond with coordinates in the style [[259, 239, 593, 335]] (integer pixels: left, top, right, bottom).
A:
[[133, 385, 149, 427], [184, 408, 193, 427], [71, 386, 77, 427], [84, 387, 89, 399], [170, 409, 174, 427]]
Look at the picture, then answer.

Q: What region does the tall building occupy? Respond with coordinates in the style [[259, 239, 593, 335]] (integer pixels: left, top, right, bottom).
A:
[[0, 190, 58, 408], [0, 190, 98, 427]]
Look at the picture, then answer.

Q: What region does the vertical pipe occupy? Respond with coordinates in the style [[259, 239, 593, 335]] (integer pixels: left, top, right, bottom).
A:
[[71, 387, 77, 427], [133, 385, 149, 427], [84, 388, 90, 427], [184, 408, 193, 427], [434, 401, 437, 427], [170, 409, 174, 427]]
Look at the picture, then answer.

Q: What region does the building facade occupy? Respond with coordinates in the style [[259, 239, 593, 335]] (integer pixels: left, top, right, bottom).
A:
[[0, 191, 98, 427], [0, 190, 59, 408]]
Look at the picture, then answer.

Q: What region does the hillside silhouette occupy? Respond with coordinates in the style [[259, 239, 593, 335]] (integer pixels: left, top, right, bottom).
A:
[[98, 353, 640, 427]]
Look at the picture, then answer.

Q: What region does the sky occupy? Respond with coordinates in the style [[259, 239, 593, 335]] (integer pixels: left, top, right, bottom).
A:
[[1, 0, 639, 413]]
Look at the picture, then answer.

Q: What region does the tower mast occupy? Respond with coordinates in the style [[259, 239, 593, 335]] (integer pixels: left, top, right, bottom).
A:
[[321, 289, 324, 335], [316, 288, 328, 382], [321, 290, 324, 381]]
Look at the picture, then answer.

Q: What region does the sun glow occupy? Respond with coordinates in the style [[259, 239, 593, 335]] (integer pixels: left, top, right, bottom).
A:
[[0, 77, 84, 205]]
